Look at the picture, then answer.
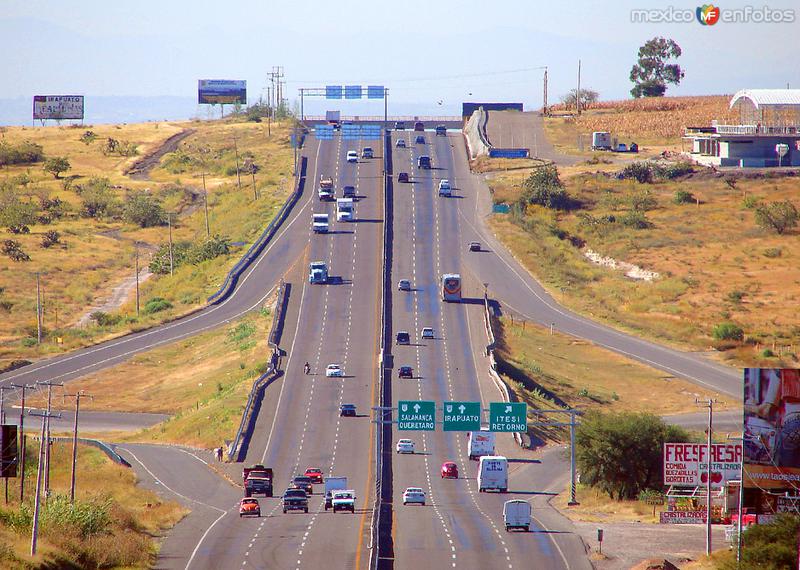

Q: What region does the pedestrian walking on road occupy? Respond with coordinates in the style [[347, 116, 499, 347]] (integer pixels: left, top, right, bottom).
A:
[[215, 447, 223, 461]]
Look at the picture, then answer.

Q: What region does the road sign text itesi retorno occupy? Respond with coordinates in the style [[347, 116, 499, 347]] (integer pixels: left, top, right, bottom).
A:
[[489, 402, 527, 432]]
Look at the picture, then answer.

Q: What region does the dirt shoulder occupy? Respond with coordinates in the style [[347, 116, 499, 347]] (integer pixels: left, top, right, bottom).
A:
[[125, 127, 196, 180]]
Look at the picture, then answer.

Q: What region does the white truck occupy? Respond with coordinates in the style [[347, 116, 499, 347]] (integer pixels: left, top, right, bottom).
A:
[[309, 261, 329, 284], [312, 213, 329, 233], [318, 176, 334, 201], [336, 198, 354, 222], [503, 500, 531, 532], [478, 455, 508, 493], [331, 489, 356, 513], [467, 429, 496, 460], [324, 476, 348, 510]]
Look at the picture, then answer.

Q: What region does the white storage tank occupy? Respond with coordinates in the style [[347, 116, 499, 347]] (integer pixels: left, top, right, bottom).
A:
[[592, 131, 612, 150]]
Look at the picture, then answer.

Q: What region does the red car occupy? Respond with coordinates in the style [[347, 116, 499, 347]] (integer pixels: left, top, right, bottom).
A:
[[305, 467, 323, 484], [441, 462, 459, 479], [239, 498, 261, 517]]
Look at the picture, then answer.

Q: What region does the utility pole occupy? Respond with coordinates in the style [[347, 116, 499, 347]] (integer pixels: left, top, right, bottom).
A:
[[64, 391, 93, 503], [697, 398, 716, 556], [35, 273, 42, 344], [233, 132, 242, 191], [576, 59, 582, 116], [0, 386, 11, 505], [11, 383, 30, 502], [543, 68, 548, 115], [201, 172, 211, 238], [38, 381, 61, 502], [30, 410, 47, 556], [251, 169, 257, 201], [568, 409, 579, 505], [134, 242, 140, 316], [167, 213, 174, 276]]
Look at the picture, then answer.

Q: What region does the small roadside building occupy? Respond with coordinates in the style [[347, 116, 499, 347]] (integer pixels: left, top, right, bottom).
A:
[[685, 89, 800, 167]]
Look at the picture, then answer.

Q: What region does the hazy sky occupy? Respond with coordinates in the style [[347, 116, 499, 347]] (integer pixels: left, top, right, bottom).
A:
[[3, 0, 799, 114]]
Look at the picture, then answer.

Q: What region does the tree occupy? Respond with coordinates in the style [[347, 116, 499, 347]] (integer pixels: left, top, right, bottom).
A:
[[576, 411, 689, 500], [124, 191, 166, 228], [754, 200, 799, 235], [77, 177, 120, 219], [519, 165, 573, 210], [630, 37, 684, 98], [42, 156, 71, 179], [560, 88, 599, 111]]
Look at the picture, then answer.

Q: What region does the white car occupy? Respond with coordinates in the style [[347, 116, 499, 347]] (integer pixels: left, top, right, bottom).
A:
[[403, 487, 426, 506], [421, 327, 434, 340], [396, 439, 415, 454], [438, 179, 451, 196], [325, 364, 343, 378], [346, 151, 358, 163]]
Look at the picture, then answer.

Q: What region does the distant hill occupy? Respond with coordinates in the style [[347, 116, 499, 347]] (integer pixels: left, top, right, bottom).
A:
[[0, 96, 204, 126]]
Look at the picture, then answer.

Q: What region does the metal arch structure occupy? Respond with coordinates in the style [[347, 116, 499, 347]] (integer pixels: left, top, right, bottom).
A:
[[298, 86, 389, 127]]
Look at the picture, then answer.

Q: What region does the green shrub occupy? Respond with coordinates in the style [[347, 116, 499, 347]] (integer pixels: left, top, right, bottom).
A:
[[77, 177, 121, 219], [662, 162, 694, 179], [519, 165, 575, 210], [43, 156, 71, 179], [673, 190, 694, 204], [761, 348, 775, 358], [629, 191, 658, 212], [228, 321, 256, 343], [754, 200, 799, 235], [187, 235, 230, 264], [712, 322, 744, 341], [124, 190, 166, 227], [143, 297, 173, 314], [742, 195, 760, 209], [620, 210, 652, 229], [149, 241, 192, 274], [619, 162, 655, 183], [90, 311, 122, 327], [720, 514, 800, 570], [162, 150, 200, 174], [763, 247, 782, 258], [727, 290, 745, 303], [0, 140, 44, 166]]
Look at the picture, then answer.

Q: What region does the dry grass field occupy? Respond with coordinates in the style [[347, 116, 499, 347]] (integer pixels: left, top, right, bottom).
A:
[[487, 158, 800, 365], [545, 95, 737, 151], [0, 443, 185, 568], [0, 117, 294, 370]]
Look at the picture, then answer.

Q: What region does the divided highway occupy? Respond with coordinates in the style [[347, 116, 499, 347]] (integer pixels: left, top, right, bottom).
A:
[[178, 134, 383, 569]]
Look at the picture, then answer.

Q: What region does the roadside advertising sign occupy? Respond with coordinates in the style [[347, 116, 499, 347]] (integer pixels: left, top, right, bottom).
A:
[[33, 95, 84, 120], [663, 442, 742, 487], [744, 368, 800, 489], [198, 80, 246, 104], [659, 511, 707, 524]]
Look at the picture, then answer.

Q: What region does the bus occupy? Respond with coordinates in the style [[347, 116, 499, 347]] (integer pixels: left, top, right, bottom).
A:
[[441, 274, 461, 302]]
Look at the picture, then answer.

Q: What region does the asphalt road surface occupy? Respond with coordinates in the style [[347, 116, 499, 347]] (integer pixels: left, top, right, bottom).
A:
[[4, 407, 168, 433], [172, 135, 384, 569], [484, 111, 579, 165]]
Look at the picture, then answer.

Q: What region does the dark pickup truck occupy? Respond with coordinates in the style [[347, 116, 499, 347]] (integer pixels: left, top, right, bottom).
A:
[[283, 488, 309, 514], [243, 465, 273, 497]]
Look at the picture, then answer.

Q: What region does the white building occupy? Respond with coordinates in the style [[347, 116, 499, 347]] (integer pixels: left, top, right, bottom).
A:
[[685, 89, 800, 167]]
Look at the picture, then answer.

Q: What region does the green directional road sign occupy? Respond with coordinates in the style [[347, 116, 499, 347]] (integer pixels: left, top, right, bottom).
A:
[[442, 401, 481, 432], [398, 400, 436, 431], [489, 402, 528, 432]]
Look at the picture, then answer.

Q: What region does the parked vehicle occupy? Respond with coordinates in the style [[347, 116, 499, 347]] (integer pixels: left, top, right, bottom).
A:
[[242, 465, 273, 497], [324, 477, 348, 510], [504, 500, 531, 531], [478, 455, 508, 493], [239, 498, 261, 517], [467, 429, 496, 460], [332, 490, 356, 513], [283, 488, 309, 513]]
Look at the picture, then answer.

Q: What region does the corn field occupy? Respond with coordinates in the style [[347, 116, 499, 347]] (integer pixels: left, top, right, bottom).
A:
[[553, 95, 739, 140]]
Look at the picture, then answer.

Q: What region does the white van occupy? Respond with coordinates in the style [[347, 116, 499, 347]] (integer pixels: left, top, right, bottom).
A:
[[503, 500, 531, 532], [478, 455, 508, 493], [336, 198, 354, 222], [467, 429, 496, 460]]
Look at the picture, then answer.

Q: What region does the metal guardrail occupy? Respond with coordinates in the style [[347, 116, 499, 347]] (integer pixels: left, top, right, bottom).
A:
[[483, 294, 524, 448], [46, 436, 131, 467], [227, 280, 288, 461], [207, 155, 308, 305]]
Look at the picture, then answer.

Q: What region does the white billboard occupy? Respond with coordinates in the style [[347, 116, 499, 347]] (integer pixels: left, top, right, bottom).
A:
[[663, 442, 742, 487], [33, 95, 84, 120]]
